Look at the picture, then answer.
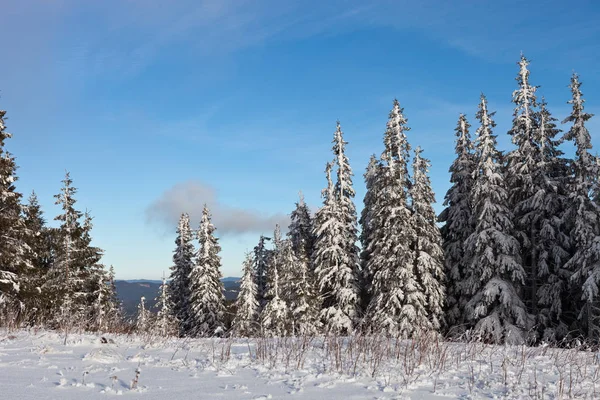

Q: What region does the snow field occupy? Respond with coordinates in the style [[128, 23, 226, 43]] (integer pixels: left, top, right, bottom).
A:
[[2, 330, 600, 399]]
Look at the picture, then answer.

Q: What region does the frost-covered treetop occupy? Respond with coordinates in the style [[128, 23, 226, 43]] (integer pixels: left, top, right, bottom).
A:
[[565, 73, 588, 118], [332, 121, 356, 204], [510, 54, 538, 147], [298, 190, 305, 206], [198, 205, 219, 259], [456, 114, 473, 156], [562, 73, 596, 187], [563, 73, 594, 154], [322, 162, 335, 206], [412, 146, 436, 219], [0, 110, 13, 148], [383, 99, 411, 164], [178, 213, 192, 239], [475, 94, 499, 165], [273, 223, 282, 245]]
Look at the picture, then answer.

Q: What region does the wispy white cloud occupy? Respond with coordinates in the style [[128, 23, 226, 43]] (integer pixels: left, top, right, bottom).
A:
[[146, 180, 290, 235]]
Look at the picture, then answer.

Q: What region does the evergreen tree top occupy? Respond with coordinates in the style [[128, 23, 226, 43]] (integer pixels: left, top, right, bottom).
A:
[[475, 94, 500, 164], [562, 73, 596, 186], [563, 73, 594, 152], [273, 224, 282, 245], [297, 190, 305, 207], [322, 161, 336, 207], [455, 114, 473, 157], [254, 235, 271, 253], [411, 146, 437, 220], [332, 121, 355, 202], [0, 110, 20, 193], [176, 213, 193, 243], [288, 191, 314, 258], [365, 154, 379, 175], [563, 73, 593, 124], [54, 172, 82, 225], [536, 98, 564, 160], [198, 205, 220, 259], [383, 99, 411, 166], [363, 154, 381, 194], [0, 110, 12, 149], [509, 54, 538, 148], [24, 191, 46, 226]]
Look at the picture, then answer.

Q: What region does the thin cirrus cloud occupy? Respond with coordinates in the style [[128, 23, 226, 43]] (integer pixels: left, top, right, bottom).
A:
[[146, 180, 290, 235]]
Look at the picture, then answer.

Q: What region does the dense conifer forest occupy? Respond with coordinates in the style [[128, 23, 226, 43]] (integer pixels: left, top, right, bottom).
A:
[[1, 56, 598, 345]]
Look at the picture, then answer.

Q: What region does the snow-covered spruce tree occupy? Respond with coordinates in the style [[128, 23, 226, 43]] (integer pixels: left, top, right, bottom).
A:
[[288, 250, 320, 335], [313, 161, 359, 334], [409, 147, 446, 332], [154, 274, 177, 337], [231, 252, 259, 337], [168, 213, 194, 336], [253, 235, 272, 310], [45, 173, 105, 330], [188, 205, 226, 337], [44, 172, 81, 327], [89, 265, 115, 332], [136, 296, 150, 334], [287, 193, 319, 334], [463, 94, 531, 344], [505, 55, 547, 323], [288, 192, 315, 265], [533, 99, 571, 341], [438, 114, 475, 332], [277, 227, 318, 335], [21, 191, 54, 324], [23, 192, 53, 273], [359, 155, 382, 310], [261, 226, 290, 336], [79, 212, 110, 329], [105, 266, 121, 330], [332, 122, 361, 296], [562, 73, 600, 340], [0, 109, 29, 326], [364, 100, 427, 337]]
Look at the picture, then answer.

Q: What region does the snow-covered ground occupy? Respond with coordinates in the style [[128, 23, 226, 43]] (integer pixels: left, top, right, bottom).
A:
[[1, 330, 599, 399]]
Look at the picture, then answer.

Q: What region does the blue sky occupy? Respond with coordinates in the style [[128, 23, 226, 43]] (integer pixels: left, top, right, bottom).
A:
[[2, 0, 599, 279]]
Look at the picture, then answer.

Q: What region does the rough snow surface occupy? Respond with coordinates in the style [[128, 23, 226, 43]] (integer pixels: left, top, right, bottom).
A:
[[1, 330, 599, 399]]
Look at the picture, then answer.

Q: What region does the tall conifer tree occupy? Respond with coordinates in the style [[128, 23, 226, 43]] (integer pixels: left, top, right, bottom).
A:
[[410, 147, 446, 331], [253, 235, 272, 310], [0, 109, 29, 323], [45, 173, 94, 327], [529, 99, 571, 341], [261, 226, 290, 336], [313, 161, 359, 334], [439, 114, 475, 331], [168, 213, 194, 335], [232, 252, 259, 337], [365, 100, 425, 337], [332, 122, 361, 298], [359, 155, 382, 310], [287, 194, 319, 334], [562, 73, 600, 340], [463, 95, 531, 344], [22, 192, 53, 323], [188, 206, 226, 337], [505, 55, 545, 322], [154, 274, 177, 336]]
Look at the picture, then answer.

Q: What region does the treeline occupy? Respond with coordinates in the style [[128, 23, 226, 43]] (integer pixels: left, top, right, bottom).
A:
[[0, 111, 119, 330], [166, 55, 599, 344], [2, 55, 599, 345]]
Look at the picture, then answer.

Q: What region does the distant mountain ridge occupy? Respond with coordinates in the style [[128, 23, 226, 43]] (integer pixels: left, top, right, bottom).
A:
[[124, 279, 163, 284], [115, 277, 240, 317]]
